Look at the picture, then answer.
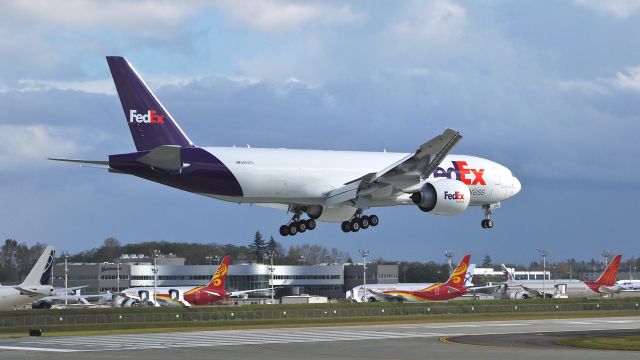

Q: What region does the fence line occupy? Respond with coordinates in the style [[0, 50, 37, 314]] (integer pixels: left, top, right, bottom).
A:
[[1, 302, 639, 328]]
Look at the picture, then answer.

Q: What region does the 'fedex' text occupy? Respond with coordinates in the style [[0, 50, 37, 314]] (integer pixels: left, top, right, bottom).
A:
[[434, 161, 485, 185], [129, 109, 164, 124]]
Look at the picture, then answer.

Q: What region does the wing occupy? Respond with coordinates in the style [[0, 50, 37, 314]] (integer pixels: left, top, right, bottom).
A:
[[326, 128, 462, 207], [14, 287, 40, 297], [520, 285, 544, 297], [227, 287, 277, 297], [367, 289, 412, 302], [466, 284, 502, 294]]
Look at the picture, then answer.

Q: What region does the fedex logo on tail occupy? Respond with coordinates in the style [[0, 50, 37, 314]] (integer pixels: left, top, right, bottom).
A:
[[434, 161, 485, 185], [129, 109, 164, 124]]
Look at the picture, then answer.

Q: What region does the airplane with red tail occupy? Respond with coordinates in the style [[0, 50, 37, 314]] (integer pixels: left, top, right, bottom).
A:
[[369, 255, 473, 302], [118, 255, 271, 307], [499, 255, 623, 299]]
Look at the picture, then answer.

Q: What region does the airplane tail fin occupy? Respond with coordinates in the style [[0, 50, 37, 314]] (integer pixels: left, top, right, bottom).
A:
[[501, 264, 515, 282], [106, 56, 195, 151], [444, 255, 471, 290], [206, 255, 230, 290], [20, 246, 56, 286], [596, 255, 622, 286], [464, 264, 476, 287]]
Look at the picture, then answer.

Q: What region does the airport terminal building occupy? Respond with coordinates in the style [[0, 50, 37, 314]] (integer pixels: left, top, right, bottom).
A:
[[53, 254, 399, 299]]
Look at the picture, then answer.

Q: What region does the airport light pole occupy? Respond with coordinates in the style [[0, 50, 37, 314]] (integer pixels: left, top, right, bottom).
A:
[[267, 250, 275, 304], [445, 251, 454, 276], [402, 265, 408, 283], [359, 249, 369, 302], [63, 251, 70, 306], [299, 255, 306, 265], [538, 250, 550, 300], [205, 255, 214, 276], [152, 250, 160, 306], [115, 257, 121, 293], [602, 251, 611, 269]]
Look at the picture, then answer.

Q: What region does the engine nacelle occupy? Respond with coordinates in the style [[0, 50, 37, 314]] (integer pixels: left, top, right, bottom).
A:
[[510, 291, 530, 299], [169, 289, 180, 301], [410, 179, 470, 215], [138, 290, 150, 301]]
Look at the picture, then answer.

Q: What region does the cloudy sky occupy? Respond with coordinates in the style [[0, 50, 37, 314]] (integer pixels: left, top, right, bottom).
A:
[[1, 0, 639, 265]]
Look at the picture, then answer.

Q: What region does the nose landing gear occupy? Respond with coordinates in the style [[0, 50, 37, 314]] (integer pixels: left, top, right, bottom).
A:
[[481, 203, 500, 229], [341, 211, 379, 233]]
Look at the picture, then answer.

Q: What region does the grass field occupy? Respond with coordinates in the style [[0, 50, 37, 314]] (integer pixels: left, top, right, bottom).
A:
[[556, 335, 640, 351]]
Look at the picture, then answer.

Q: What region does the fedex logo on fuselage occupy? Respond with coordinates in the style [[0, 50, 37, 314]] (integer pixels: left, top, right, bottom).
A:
[[433, 161, 485, 185], [129, 109, 164, 124], [444, 191, 464, 201]]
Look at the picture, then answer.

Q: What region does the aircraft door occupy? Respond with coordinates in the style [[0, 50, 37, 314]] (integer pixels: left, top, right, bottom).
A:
[[555, 284, 567, 295]]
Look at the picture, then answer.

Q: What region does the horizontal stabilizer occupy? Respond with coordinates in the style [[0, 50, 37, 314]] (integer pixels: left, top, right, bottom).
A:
[[48, 158, 109, 166]]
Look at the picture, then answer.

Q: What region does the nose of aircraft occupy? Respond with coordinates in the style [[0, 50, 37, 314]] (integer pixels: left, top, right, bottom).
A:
[[512, 176, 521, 195]]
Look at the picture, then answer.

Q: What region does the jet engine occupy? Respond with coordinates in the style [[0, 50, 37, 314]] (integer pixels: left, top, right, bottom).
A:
[[509, 291, 530, 299], [169, 289, 180, 300], [138, 290, 150, 301], [410, 179, 470, 215]]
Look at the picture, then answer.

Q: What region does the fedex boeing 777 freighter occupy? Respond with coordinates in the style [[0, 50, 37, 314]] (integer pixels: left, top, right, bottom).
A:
[[51, 57, 521, 236]]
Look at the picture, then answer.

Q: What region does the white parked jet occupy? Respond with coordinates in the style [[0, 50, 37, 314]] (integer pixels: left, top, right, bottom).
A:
[[51, 57, 521, 235], [0, 246, 55, 310]]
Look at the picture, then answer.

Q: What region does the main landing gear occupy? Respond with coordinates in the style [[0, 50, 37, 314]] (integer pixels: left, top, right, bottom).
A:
[[279, 212, 317, 237], [341, 212, 379, 233], [481, 203, 500, 229]]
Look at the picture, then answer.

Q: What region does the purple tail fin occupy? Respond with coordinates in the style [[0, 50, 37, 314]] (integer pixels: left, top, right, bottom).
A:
[[106, 56, 194, 151]]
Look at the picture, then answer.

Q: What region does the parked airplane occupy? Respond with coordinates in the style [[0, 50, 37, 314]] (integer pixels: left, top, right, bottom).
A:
[[615, 279, 640, 291], [368, 255, 475, 302], [50, 56, 521, 236], [31, 287, 112, 309], [498, 255, 622, 299], [0, 246, 56, 310], [349, 264, 476, 302], [118, 256, 272, 307]]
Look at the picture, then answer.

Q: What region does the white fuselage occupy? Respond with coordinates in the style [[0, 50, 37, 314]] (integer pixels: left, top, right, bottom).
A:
[[207, 147, 520, 208], [0, 286, 53, 310], [502, 280, 597, 298]]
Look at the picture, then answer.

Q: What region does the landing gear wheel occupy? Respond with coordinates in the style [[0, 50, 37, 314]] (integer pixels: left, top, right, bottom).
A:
[[369, 215, 379, 226], [297, 220, 307, 233], [341, 221, 351, 233], [481, 219, 487, 228], [288, 223, 298, 236], [350, 219, 361, 232], [359, 216, 370, 229], [485, 219, 494, 228], [279, 225, 289, 236], [306, 219, 316, 230]]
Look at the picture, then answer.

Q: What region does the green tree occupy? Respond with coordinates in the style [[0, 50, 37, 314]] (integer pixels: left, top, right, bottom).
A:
[[482, 254, 492, 267], [0, 239, 19, 282], [248, 231, 267, 261]]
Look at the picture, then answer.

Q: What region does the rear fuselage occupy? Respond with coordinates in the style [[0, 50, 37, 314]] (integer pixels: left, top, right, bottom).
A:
[[0, 286, 53, 310]]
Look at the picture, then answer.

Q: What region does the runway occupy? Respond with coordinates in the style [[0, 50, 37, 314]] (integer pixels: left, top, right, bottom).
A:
[[1, 316, 639, 359]]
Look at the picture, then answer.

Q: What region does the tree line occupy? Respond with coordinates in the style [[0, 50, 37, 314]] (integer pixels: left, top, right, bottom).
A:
[[0, 239, 47, 283], [2, 235, 637, 284]]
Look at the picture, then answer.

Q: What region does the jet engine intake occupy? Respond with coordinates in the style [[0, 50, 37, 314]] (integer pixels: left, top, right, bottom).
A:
[[410, 179, 470, 215]]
